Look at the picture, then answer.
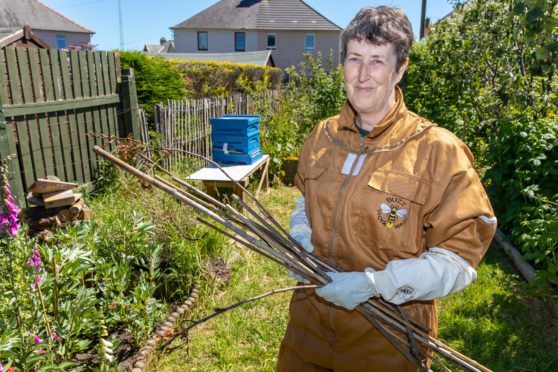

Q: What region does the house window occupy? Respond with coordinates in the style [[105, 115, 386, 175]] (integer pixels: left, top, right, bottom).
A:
[[198, 31, 208, 51], [266, 33, 276, 50], [56, 35, 67, 49], [304, 34, 315, 51], [235, 32, 245, 51]]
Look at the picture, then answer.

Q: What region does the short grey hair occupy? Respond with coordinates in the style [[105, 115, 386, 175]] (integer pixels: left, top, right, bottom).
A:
[[341, 6, 413, 71]]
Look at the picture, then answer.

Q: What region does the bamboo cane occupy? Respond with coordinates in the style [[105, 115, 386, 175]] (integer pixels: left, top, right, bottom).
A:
[[93, 145, 491, 372]]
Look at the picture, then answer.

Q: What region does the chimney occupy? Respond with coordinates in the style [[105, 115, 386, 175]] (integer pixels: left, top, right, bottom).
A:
[[160, 37, 167, 45]]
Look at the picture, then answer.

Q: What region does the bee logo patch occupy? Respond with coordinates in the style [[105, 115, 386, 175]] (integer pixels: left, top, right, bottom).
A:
[[377, 198, 408, 229]]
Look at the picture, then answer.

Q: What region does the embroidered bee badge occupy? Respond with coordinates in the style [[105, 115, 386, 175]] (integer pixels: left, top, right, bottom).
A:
[[377, 198, 408, 229]]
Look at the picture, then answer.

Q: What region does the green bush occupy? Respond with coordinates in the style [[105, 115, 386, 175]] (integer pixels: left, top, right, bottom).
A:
[[119, 51, 186, 119], [484, 117, 558, 284], [260, 51, 345, 180], [170, 60, 281, 98], [404, 0, 558, 283]]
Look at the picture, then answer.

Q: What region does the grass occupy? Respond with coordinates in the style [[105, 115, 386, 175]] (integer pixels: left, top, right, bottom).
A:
[[155, 186, 297, 372], [151, 185, 558, 372], [436, 248, 558, 371]]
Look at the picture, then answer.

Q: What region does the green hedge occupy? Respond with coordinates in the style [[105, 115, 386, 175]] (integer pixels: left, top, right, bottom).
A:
[[169, 60, 281, 98], [119, 52, 282, 117], [119, 51, 186, 119]]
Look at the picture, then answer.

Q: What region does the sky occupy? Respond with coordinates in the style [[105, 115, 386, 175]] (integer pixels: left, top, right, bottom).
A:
[[40, 0, 456, 51]]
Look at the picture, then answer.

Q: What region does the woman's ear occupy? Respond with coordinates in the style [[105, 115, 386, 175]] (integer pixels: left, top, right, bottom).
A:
[[395, 58, 409, 83]]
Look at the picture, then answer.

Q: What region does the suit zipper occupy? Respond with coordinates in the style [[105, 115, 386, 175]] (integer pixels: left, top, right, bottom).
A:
[[327, 135, 367, 347]]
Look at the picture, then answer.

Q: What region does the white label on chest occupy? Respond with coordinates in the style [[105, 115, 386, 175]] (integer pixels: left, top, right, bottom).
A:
[[341, 153, 366, 176]]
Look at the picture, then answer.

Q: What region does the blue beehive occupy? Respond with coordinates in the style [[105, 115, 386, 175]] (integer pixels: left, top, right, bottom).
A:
[[210, 115, 263, 165]]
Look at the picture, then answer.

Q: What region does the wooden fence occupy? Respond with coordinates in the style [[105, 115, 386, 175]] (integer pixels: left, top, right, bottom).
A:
[[0, 47, 140, 205], [149, 91, 279, 170]]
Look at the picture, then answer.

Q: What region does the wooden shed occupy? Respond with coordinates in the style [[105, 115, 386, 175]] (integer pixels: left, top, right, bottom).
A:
[[0, 25, 49, 49]]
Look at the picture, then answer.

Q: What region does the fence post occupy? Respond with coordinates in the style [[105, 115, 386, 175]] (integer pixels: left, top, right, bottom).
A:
[[119, 68, 140, 139], [0, 104, 25, 206]]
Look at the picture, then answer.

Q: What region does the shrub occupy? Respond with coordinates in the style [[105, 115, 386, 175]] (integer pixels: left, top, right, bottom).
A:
[[484, 117, 558, 284], [260, 51, 345, 180], [119, 51, 186, 119], [403, 0, 558, 283], [170, 60, 281, 98]]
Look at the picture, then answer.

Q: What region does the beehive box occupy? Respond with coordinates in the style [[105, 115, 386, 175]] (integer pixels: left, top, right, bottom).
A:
[[210, 115, 260, 137], [210, 115, 262, 164]]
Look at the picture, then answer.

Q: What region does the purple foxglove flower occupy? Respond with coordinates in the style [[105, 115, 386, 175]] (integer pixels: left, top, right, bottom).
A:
[[35, 275, 41, 283], [33, 335, 44, 344], [52, 333, 60, 341], [0, 178, 19, 237]]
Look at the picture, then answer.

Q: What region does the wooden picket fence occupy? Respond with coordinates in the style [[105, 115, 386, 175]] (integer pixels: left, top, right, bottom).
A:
[[148, 91, 279, 171], [0, 47, 140, 205]]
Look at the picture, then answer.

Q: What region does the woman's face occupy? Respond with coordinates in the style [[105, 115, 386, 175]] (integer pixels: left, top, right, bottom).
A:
[[343, 39, 407, 118]]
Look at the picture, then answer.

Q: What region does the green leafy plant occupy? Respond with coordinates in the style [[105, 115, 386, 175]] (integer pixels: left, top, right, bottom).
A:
[[260, 51, 345, 181], [404, 0, 557, 284], [119, 51, 186, 120]]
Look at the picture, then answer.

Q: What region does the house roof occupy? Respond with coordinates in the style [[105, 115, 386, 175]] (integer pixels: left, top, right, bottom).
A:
[[172, 0, 341, 31], [156, 50, 275, 67], [0, 0, 93, 34], [144, 40, 175, 55]]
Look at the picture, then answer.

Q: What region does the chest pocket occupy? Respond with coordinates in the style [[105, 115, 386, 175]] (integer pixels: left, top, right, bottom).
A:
[[304, 161, 336, 221], [356, 169, 430, 258]]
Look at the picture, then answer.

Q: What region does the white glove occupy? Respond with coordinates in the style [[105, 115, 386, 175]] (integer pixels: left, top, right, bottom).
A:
[[370, 247, 477, 305], [315, 269, 377, 310], [315, 248, 477, 309], [289, 196, 314, 253]]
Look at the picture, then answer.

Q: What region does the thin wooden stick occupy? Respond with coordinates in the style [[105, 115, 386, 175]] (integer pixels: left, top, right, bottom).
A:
[[159, 285, 318, 351], [94, 145, 492, 372]]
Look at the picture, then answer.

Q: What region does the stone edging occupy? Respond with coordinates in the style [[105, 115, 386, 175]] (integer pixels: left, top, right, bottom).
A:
[[128, 284, 200, 372]]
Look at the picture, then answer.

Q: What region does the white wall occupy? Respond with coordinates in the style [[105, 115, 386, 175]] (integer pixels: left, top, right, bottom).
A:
[[173, 28, 340, 70], [33, 30, 91, 49], [257, 30, 340, 70], [174, 30, 258, 53]]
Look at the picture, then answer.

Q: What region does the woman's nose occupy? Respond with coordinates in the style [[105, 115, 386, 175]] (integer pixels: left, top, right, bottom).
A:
[[358, 64, 369, 82]]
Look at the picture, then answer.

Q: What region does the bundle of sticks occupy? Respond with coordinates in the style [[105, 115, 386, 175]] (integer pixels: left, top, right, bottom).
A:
[[93, 145, 490, 372]]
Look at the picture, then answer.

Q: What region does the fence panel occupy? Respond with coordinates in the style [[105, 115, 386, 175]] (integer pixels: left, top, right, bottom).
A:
[[0, 47, 138, 206], [148, 91, 279, 171]]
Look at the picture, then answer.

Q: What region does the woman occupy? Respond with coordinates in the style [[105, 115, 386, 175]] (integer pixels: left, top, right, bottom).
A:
[[278, 6, 497, 371]]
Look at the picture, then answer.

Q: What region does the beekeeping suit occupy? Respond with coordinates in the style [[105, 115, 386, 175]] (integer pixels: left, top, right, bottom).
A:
[[278, 88, 497, 371]]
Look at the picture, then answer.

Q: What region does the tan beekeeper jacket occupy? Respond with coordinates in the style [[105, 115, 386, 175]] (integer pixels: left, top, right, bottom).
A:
[[277, 88, 496, 371]]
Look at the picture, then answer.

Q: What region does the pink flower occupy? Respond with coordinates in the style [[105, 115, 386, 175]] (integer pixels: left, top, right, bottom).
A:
[[0, 172, 19, 237], [52, 333, 60, 341], [33, 335, 44, 344], [29, 249, 43, 268], [34, 275, 41, 283], [0, 362, 3, 372]]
